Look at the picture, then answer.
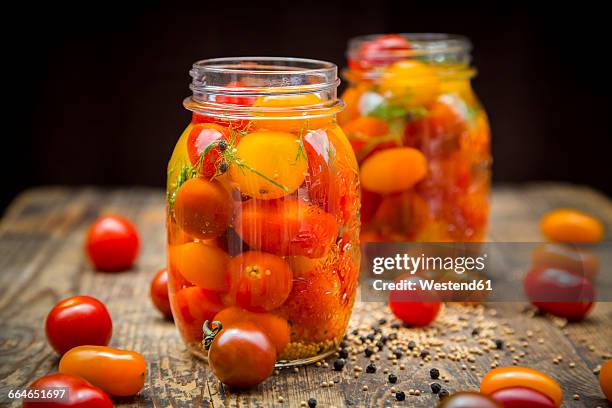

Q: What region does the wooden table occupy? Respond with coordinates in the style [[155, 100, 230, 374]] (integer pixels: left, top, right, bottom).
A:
[[0, 184, 610, 407]]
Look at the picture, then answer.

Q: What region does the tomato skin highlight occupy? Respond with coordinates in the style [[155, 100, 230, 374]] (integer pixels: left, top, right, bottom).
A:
[[45, 296, 112, 355], [208, 322, 276, 388], [23, 373, 114, 408], [388, 274, 441, 327], [226, 251, 293, 312], [59, 345, 146, 397], [186, 123, 235, 179], [150, 268, 172, 319], [85, 215, 140, 272], [490, 387, 556, 408], [480, 367, 563, 407], [235, 199, 338, 258]]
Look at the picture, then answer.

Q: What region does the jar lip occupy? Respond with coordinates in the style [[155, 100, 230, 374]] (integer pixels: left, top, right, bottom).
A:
[[192, 57, 338, 75]]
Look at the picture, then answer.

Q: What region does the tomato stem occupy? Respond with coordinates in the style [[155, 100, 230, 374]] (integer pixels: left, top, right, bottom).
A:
[[202, 320, 223, 351]]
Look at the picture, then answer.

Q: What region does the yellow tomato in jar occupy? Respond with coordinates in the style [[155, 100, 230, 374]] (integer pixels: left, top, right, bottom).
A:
[[253, 93, 332, 132], [379, 60, 440, 108], [540, 208, 604, 243], [360, 147, 428, 194], [230, 130, 308, 199]]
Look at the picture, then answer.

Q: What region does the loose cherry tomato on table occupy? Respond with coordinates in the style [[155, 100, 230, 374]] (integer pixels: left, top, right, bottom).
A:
[[45, 295, 112, 355], [540, 208, 604, 243], [480, 367, 563, 407], [23, 373, 113, 408], [213, 306, 290, 355], [59, 345, 146, 397], [388, 274, 441, 327], [170, 242, 230, 291], [523, 266, 595, 321], [436, 391, 501, 408], [235, 199, 338, 258], [490, 387, 556, 408], [85, 215, 139, 272], [226, 251, 293, 312], [173, 286, 224, 342], [600, 359, 612, 401], [150, 268, 172, 319], [531, 243, 598, 280], [173, 178, 232, 240], [204, 321, 276, 388], [186, 123, 236, 179]]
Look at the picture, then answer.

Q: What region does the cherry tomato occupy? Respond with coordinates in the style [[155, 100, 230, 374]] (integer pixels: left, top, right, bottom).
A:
[[186, 123, 236, 179], [524, 266, 595, 321], [436, 391, 501, 408], [150, 268, 172, 319], [480, 367, 563, 407], [173, 178, 232, 239], [379, 60, 440, 108], [45, 296, 112, 355], [360, 147, 428, 194], [388, 274, 441, 327], [540, 208, 604, 243], [532, 243, 598, 280], [350, 34, 411, 69], [170, 242, 230, 291], [215, 81, 257, 106], [229, 131, 308, 199], [59, 345, 146, 397], [227, 251, 293, 312], [490, 387, 556, 408], [207, 321, 276, 388], [85, 215, 139, 272], [235, 199, 338, 258], [23, 373, 113, 408], [173, 286, 224, 342], [372, 191, 431, 240], [600, 359, 612, 401], [213, 306, 290, 355]]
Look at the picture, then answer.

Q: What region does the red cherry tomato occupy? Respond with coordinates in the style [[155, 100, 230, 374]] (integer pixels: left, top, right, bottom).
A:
[[85, 215, 139, 272], [173, 286, 224, 343], [350, 34, 411, 69], [235, 199, 338, 258], [150, 268, 172, 319], [45, 296, 112, 355], [388, 274, 441, 327], [227, 251, 293, 312], [207, 321, 276, 388], [524, 266, 595, 321], [437, 391, 501, 408], [192, 112, 252, 133], [23, 373, 113, 408], [490, 387, 556, 408], [186, 123, 237, 179], [480, 366, 563, 407]]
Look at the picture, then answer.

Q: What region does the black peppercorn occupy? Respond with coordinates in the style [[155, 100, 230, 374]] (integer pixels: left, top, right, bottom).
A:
[[395, 391, 405, 401], [378, 318, 387, 325], [217, 139, 228, 151], [471, 328, 480, 336], [308, 398, 317, 408], [364, 347, 373, 357], [394, 348, 403, 359], [408, 341, 416, 350], [366, 333, 375, 341], [333, 358, 345, 371], [380, 335, 388, 344], [439, 389, 450, 399], [391, 323, 401, 330], [366, 363, 376, 373], [388, 374, 398, 384], [431, 382, 442, 394], [352, 329, 359, 336], [430, 368, 440, 379], [339, 340, 348, 349], [218, 160, 229, 173], [375, 341, 384, 350], [359, 335, 366, 343], [494, 339, 504, 349], [388, 332, 398, 340], [338, 349, 349, 359], [420, 349, 430, 359]]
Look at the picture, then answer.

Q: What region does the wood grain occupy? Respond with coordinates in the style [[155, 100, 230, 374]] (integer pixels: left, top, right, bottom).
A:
[[0, 184, 610, 407]]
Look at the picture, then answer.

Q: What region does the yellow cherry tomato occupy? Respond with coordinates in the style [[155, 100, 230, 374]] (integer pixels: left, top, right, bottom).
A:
[[540, 208, 604, 243], [480, 366, 563, 407], [230, 130, 307, 199], [360, 147, 427, 194], [601, 359, 612, 401], [379, 60, 440, 108], [59, 345, 146, 396], [253, 93, 331, 132]]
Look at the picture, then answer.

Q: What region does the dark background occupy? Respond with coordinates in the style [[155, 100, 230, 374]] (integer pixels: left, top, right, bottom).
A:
[[3, 1, 610, 211]]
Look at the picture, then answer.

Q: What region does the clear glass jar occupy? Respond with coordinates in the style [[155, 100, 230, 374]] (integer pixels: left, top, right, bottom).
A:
[[341, 34, 491, 242], [166, 57, 360, 366]]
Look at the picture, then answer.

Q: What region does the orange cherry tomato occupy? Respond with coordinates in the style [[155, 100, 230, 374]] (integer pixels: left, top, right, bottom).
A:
[[24, 373, 113, 408], [252, 93, 330, 132], [601, 359, 612, 401], [173, 178, 232, 239], [372, 191, 431, 240], [207, 321, 276, 388], [150, 268, 172, 319], [532, 243, 598, 280], [437, 391, 501, 408], [540, 208, 604, 243], [230, 130, 307, 199], [226, 251, 293, 312], [186, 123, 236, 179], [480, 367, 563, 407], [59, 345, 146, 397], [85, 215, 140, 272], [360, 147, 427, 194], [343, 116, 389, 139], [170, 242, 230, 291], [235, 199, 338, 258], [338, 85, 364, 124], [213, 306, 290, 355]]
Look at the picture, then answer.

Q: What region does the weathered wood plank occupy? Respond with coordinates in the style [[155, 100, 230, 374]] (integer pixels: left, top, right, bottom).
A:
[[0, 184, 610, 407]]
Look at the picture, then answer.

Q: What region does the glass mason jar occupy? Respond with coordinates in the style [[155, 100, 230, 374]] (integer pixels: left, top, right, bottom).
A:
[[341, 34, 491, 242], [166, 57, 360, 366]]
